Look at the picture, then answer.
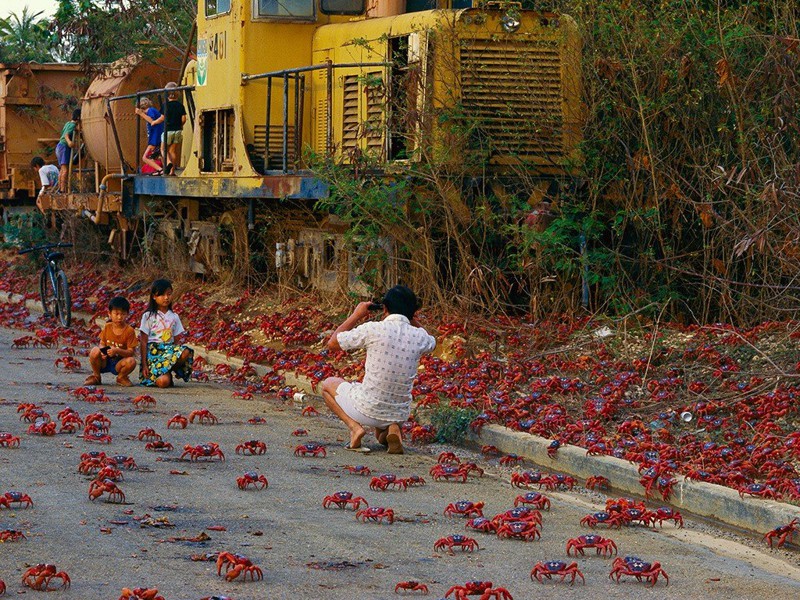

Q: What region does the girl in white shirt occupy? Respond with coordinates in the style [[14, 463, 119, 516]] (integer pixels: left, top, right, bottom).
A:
[[139, 279, 194, 387]]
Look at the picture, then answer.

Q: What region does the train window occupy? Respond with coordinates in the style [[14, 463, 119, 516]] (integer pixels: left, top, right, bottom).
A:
[[255, 0, 315, 19], [206, 0, 231, 16], [320, 0, 365, 15]]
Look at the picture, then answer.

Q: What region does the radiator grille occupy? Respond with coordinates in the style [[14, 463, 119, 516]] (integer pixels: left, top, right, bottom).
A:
[[342, 75, 359, 153], [460, 39, 564, 158], [364, 72, 384, 157], [315, 99, 327, 153]]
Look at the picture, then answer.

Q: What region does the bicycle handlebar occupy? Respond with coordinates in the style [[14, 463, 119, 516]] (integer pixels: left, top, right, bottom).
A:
[[18, 242, 73, 255]]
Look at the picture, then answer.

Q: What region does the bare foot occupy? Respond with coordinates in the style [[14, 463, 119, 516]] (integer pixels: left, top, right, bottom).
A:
[[348, 425, 367, 449]]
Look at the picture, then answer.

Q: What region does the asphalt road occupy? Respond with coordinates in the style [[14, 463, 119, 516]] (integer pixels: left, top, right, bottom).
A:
[[1, 326, 799, 600]]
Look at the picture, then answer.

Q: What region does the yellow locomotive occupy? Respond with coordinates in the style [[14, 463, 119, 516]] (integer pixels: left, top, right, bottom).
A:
[[48, 1, 582, 285]]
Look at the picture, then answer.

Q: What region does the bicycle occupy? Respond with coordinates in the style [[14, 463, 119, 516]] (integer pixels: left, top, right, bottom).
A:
[[19, 242, 73, 327]]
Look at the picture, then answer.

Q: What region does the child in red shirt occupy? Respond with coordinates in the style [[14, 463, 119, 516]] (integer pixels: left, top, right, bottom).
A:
[[85, 296, 138, 386]]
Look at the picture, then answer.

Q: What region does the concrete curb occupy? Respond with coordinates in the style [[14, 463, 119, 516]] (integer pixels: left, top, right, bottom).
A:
[[5, 292, 798, 538], [469, 424, 800, 537]]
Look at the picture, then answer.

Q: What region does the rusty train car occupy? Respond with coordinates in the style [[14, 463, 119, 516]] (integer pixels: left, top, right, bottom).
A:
[[24, 1, 582, 290], [0, 62, 84, 205]]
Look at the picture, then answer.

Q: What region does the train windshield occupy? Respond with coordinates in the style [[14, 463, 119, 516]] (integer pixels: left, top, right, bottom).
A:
[[320, 0, 365, 14], [256, 0, 315, 18]]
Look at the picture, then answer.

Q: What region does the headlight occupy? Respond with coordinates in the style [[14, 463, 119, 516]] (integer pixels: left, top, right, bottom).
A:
[[501, 14, 521, 33]]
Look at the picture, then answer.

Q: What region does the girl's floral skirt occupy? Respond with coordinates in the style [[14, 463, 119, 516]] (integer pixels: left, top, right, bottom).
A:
[[141, 342, 194, 386]]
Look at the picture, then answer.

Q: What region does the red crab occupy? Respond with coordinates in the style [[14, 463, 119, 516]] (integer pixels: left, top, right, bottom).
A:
[[460, 463, 485, 478], [132, 395, 156, 409], [301, 406, 319, 417], [513, 492, 550, 510], [586, 475, 610, 491], [216, 551, 263, 581], [465, 517, 498, 534], [404, 475, 426, 487], [28, 421, 56, 436], [496, 520, 540, 541], [580, 511, 624, 529], [107, 455, 138, 470], [438, 451, 461, 464], [137, 428, 162, 442], [294, 442, 326, 457], [0, 432, 21, 447], [12, 335, 33, 348], [166, 414, 188, 429], [609, 557, 668, 586], [510, 471, 545, 488], [763, 518, 799, 548], [444, 500, 484, 518], [445, 581, 512, 599], [118, 587, 165, 600], [0, 491, 33, 508], [738, 483, 782, 500], [343, 464, 371, 476], [542, 474, 575, 491], [530, 560, 585, 585], [145, 441, 174, 452], [652, 507, 683, 528], [0, 578, 4, 595], [83, 430, 112, 443], [434, 534, 479, 554], [21, 564, 70, 590], [292, 428, 308, 436], [370, 473, 409, 491], [182, 443, 225, 461], [356, 506, 395, 524], [395, 580, 429, 594], [0, 529, 26, 542], [237, 471, 269, 490], [499, 454, 523, 466], [408, 424, 436, 444], [55, 356, 81, 371], [88, 478, 126, 503], [322, 491, 368, 510], [481, 445, 501, 456], [189, 408, 219, 424], [492, 506, 542, 527], [235, 440, 267, 455], [566, 534, 618, 557], [248, 416, 267, 424], [430, 464, 469, 483]]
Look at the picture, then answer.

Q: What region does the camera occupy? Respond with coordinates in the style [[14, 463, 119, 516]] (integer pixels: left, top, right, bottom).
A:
[[367, 302, 383, 311], [100, 346, 110, 356]]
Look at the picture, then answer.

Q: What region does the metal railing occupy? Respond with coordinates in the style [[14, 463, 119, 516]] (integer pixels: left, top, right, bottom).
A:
[[243, 60, 390, 173], [107, 84, 196, 175]]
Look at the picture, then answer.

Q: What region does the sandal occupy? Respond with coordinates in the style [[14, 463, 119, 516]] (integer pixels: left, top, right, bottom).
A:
[[116, 375, 133, 387], [84, 375, 101, 386]]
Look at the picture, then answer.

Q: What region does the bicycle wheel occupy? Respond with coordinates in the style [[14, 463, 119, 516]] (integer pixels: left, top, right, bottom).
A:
[[39, 269, 55, 317], [55, 269, 71, 327]]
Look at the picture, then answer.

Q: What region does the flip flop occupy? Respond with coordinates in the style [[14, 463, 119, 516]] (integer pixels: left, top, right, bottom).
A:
[[84, 375, 101, 386], [345, 443, 371, 453]]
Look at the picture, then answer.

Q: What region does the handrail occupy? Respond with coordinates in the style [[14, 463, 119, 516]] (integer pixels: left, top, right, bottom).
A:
[[107, 84, 195, 103], [242, 61, 390, 82], [245, 61, 391, 171]]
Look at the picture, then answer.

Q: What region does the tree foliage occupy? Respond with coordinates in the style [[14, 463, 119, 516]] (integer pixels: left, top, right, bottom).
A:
[[52, 0, 196, 64], [0, 7, 54, 63]]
